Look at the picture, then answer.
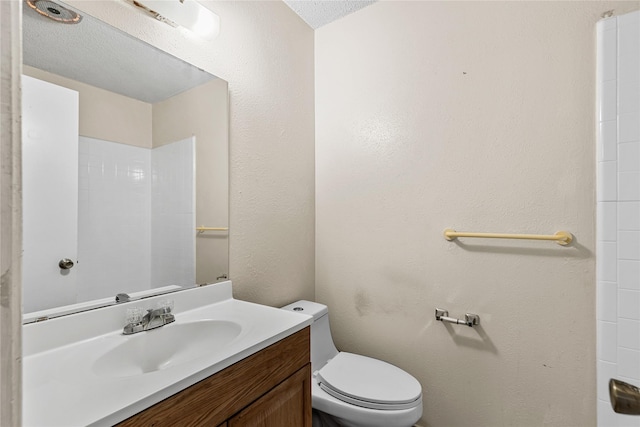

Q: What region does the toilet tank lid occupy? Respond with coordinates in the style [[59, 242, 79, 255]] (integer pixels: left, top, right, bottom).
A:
[[281, 300, 328, 321]]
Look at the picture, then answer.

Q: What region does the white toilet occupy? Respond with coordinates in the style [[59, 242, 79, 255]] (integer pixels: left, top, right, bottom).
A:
[[282, 300, 423, 427]]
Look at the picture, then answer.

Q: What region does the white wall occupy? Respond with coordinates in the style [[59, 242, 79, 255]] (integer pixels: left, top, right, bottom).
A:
[[151, 137, 196, 288], [597, 10, 640, 427], [316, 2, 639, 426], [77, 136, 152, 299]]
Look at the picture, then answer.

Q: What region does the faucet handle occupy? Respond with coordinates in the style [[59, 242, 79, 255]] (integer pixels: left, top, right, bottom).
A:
[[126, 307, 144, 325], [115, 293, 131, 303], [156, 299, 174, 313]]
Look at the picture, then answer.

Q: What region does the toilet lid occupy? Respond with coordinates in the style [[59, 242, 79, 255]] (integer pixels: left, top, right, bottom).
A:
[[316, 352, 422, 411]]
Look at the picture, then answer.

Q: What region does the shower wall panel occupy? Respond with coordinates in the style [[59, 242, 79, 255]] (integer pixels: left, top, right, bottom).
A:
[[77, 136, 196, 301], [150, 136, 196, 288], [597, 10, 640, 427], [77, 136, 152, 301]]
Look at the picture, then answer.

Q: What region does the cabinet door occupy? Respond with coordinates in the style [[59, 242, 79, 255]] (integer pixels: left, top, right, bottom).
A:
[[229, 364, 311, 427]]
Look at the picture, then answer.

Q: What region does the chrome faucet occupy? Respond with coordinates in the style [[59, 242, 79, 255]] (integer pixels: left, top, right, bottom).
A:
[[123, 301, 175, 335]]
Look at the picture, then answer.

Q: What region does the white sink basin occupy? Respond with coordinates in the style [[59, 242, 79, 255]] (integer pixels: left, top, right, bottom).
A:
[[23, 281, 314, 427], [92, 320, 242, 378]]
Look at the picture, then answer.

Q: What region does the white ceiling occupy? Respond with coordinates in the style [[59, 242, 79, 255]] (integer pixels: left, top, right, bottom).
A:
[[23, 1, 216, 103], [23, 0, 376, 103], [282, 0, 377, 29]]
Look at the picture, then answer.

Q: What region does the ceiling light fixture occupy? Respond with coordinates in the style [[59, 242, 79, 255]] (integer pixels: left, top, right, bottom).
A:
[[133, 0, 220, 40]]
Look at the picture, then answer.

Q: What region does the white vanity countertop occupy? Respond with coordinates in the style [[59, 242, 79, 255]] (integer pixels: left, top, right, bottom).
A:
[[22, 281, 312, 427]]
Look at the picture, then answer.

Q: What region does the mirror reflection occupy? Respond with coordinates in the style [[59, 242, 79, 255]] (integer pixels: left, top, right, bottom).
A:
[[22, 1, 229, 321]]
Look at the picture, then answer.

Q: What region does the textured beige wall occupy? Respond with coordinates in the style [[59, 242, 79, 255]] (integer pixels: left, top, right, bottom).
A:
[[65, 0, 315, 306], [0, 2, 22, 424], [22, 65, 152, 148], [315, 2, 639, 426], [152, 79, 230, 284]]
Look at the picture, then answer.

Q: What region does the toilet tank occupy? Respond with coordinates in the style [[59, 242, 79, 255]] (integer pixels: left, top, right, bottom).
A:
[[281, 300, 339, 370]]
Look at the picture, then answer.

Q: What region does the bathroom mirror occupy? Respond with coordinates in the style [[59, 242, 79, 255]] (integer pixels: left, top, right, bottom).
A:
[[21, 1, 229, 322]]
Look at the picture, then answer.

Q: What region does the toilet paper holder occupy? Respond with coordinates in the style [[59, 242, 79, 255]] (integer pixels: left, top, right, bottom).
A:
[[435, 308, 480, 327]]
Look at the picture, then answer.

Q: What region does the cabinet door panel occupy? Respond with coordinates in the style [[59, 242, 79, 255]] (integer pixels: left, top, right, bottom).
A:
[[229, 364, 311, 427]]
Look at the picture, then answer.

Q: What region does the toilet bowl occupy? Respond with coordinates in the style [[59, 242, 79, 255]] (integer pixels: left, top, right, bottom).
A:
[[282, 300, 423, 427]]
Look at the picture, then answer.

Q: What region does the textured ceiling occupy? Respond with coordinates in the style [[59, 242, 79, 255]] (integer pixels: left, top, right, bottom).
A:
[[283, 0, 377, 29], [23, 1, 216, 103], [23, 0, 375, 103]]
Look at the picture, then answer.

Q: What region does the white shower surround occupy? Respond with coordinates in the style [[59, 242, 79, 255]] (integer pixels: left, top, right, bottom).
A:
[[77, 136, 195, 302], [597, 10, 640, 427], [78, 136, 152, 300], [150, 137, 196, 288]]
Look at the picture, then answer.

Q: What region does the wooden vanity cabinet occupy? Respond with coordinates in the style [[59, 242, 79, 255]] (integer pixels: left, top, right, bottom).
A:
[[229, 364, 310, 426], [118, 327, 311, 427]]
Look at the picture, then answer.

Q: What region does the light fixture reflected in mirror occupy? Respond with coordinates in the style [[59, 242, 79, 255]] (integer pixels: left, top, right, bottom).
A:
[[133, 0, 220, 40], [25, 0, 82, 24]]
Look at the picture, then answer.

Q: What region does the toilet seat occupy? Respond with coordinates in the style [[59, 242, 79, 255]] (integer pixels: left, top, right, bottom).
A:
[[316, 352, 422, 411]]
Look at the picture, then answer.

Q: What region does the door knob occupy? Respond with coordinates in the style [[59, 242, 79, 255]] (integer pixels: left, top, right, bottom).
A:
[[58, 258, 74, 270]]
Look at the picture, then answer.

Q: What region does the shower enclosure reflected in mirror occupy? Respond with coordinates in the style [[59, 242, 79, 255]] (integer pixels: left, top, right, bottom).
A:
[[22, 1, 229, 321]]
